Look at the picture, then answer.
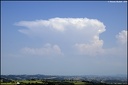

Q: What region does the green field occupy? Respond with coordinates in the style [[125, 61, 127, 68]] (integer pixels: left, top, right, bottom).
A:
[[1, 83, 16, 85]]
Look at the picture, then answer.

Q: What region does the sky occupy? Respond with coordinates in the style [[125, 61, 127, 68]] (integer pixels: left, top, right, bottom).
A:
[[1, 1, 127, 76]]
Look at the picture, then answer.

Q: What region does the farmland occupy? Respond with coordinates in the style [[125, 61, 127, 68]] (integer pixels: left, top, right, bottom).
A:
[[1, 79, 92, 85], [1, 75, 127, 85]]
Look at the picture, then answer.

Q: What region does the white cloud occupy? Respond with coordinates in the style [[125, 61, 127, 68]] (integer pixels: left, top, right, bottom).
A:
[[15, 17, 106, 56], [15, 17, 106, 34], [116, 30, 127, 45], [21, 43, 63, 56], [15, 18, 127, 57], [75, 30, 127, 56], [74, 35, 105, 56]]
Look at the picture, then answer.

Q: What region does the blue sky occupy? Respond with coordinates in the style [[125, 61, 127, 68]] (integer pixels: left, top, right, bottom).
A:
[[1, 1, 127, 75]]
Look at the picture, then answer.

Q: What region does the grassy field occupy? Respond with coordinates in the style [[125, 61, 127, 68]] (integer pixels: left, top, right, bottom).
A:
[[74, 81, 86, 85], [1, 83, 16, 85], [20, 80, 43, 84]]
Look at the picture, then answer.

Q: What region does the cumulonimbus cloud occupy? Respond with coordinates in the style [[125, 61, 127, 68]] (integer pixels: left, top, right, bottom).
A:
[[21, 43, 63, 56], [15, 18, 127, 57], [15, 18, 106, 55], [15, 17, 107, 56]]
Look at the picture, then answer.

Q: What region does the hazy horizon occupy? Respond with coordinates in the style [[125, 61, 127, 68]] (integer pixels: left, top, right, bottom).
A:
[[1, 73, 127, 77], [1, 1, 127, 76]]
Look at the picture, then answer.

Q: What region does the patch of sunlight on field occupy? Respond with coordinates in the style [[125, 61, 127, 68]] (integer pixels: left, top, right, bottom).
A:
[[74, 81, 86, 85], [1, 83, 16, 85], [20, 80, 43, 84]]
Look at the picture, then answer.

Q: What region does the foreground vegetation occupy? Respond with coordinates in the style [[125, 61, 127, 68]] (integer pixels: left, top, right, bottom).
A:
[[1, 79, 107, 85], [1, 75, 127, 85]]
